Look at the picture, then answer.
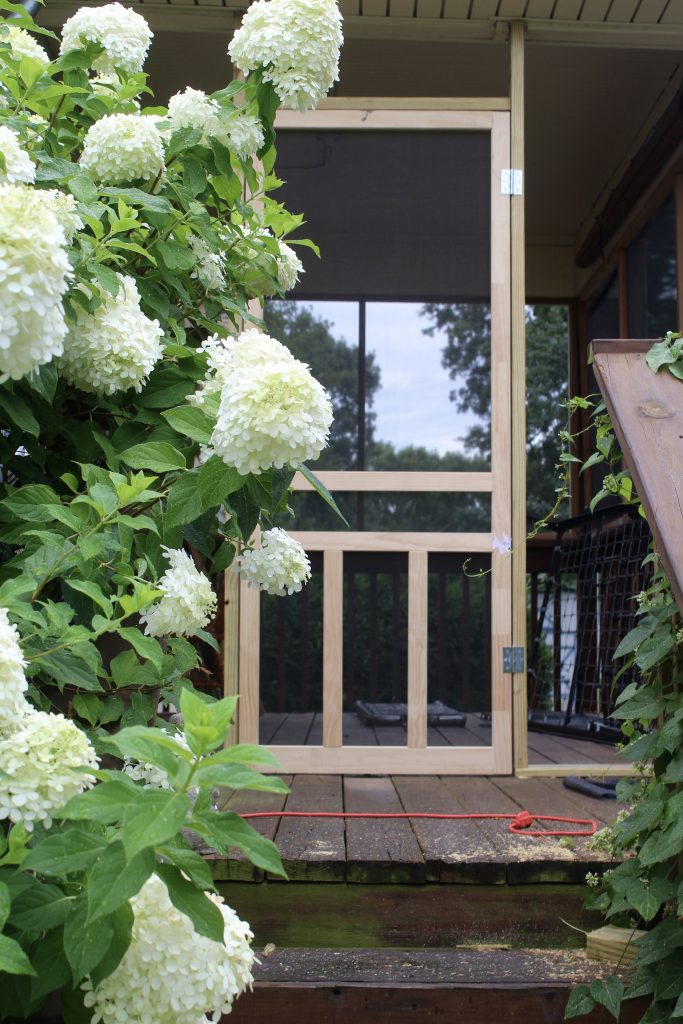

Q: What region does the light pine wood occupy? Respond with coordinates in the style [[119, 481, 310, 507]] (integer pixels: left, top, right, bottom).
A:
[[586, 926, 645, 966], [309, 96, 511, 110], [263, 743, 498, 774], [223, 569, 240, 748], [407, 551, 428, 748], [276, 109, 496, 131], [490, 110, 513, 775], [509, 22, 527, 774], [323, 551, 344, 748], [288, 531, 493, 552], [517, 763, 641, 778], [238, 576, 261, 745], [292, 470, 493, 492]]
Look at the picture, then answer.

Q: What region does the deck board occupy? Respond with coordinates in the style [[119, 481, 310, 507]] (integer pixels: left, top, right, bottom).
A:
[[272, 774, 346, 881], [344, 776, 426, 882]]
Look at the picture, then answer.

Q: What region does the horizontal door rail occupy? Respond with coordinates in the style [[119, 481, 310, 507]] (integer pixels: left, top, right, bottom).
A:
[[289, 531, 493, 553], [292, 471, 493, 492]]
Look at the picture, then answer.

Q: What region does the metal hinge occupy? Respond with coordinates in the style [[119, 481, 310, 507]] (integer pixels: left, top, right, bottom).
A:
[[503, 646, 525, 673], [501, 169, 523, 196]]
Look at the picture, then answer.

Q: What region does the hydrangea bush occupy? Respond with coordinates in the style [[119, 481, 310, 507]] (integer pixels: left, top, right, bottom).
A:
[[0, 0, 343, 1018]]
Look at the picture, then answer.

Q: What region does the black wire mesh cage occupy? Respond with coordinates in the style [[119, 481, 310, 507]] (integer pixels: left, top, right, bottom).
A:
[[528, 506, 652, 743]]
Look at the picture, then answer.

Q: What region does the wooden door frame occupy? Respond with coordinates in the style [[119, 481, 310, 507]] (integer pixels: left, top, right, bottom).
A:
[[227, 104, 514, 775]]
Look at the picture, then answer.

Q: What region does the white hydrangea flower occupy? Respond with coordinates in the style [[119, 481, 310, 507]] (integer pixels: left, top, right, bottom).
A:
[[82, 874, 254, 1024], [122, 731, 190, 790], [0, 25, 50, 65], [60, 3, 152, 75], [235, 528, 311, 597], [0, 126, 35, 185], [0, 184, 70, 381], [80, 113, 164, 185], [167, 86, 222, 138], [140, 547, 217, 639], [42, 189, 84, 242], [0, 608, 29, 719], [196, 329, 332, 474], [228, 0, 343, 112], [276, 239, 303, 292], [58, 274, 163, 395], [188, 234, 226, 293], [0, 710, 98, 830], [223, 109, 264, 161]]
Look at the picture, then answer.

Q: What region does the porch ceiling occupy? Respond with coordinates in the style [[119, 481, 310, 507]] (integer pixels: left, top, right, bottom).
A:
[[36, 2, 683, 296]]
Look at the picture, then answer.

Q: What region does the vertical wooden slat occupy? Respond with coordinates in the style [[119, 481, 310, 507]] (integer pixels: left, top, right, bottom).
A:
[[508, 25, 525, 774], [391, 571, 401, 701], [323, 550, 343, 747], [369, 572, 379, 700], [238, 577, 260, 744], [437, 572, 447, 703], [407, 550, 428, 748], [223, 569, 239, 747], [461, 574, 471, 711]]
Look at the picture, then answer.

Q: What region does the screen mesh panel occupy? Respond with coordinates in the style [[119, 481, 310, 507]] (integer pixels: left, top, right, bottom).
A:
[[275, 130, 491, 301]]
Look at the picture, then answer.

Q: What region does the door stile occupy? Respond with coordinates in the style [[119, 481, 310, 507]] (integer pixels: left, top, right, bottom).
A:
[[407, 550, 428, 748], [323, 549, 344, 747]]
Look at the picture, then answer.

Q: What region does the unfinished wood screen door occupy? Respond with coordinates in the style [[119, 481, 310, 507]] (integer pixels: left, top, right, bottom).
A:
[[228, 105, 513, 774]]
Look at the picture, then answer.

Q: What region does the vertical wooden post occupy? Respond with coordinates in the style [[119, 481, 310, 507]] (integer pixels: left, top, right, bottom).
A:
[[407, 550, 428, 749], [238, 577, 261, 744], [675, 175, 683, 331], [510, 21, 527, 772], [223, 570, 240, 747], [323, 550, 344, 747]]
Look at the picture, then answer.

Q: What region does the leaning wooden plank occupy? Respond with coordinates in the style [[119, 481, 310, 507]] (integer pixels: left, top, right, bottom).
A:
[[586, 925, 645, 966], [592, 340, 683, 613]]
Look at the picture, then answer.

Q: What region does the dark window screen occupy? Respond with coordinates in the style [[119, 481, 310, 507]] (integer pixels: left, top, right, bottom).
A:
[[627, 193, 677, 338], [275, 130, 491, 301]]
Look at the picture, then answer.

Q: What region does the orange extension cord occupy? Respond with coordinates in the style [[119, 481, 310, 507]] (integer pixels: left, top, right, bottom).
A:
[[240, 810, 598, 837]]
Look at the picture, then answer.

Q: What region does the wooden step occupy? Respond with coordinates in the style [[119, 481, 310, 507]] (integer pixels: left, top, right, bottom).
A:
[[227, 948, 644, 1023], [220, 881, 601, 950]]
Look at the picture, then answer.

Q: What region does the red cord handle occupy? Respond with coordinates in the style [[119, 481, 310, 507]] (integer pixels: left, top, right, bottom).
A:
[[239, 809, 597, 837]]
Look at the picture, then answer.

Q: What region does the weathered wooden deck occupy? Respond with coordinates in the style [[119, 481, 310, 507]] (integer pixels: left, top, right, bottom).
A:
[[258, 710, 627, 769], [216, 771, 624, 886]]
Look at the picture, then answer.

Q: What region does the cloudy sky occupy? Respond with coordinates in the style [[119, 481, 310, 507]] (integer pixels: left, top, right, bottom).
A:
[[305, 300, 486, 455]]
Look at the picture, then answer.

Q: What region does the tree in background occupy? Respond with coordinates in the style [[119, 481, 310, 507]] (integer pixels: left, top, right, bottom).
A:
[[422, 302, 569, 523]]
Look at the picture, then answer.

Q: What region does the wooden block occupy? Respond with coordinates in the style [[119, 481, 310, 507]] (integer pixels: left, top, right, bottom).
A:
[[586, 925, 645, 966]]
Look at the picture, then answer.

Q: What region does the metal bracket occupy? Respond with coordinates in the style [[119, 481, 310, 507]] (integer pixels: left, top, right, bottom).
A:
[[503, 646, 525, 673], [501, 169, 523, 195]]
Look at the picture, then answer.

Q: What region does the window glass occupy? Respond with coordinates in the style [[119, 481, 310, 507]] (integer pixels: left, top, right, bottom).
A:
[[627, 194, 677, 338]]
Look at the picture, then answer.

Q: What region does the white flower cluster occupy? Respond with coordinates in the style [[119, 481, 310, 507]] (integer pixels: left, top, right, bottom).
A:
[[60, 3, 152, 76], [80, 113, 165, 185], [0, 608, 28, 718], [188, 234, 226, 293], [58, 274, 163, 395], [82, 874, 254, 1024], [0, 126, 35, 185], [196, 329, 331, 474], [140, 547, 217, 638], [167, 87, 222, 139], [228, 0, 343, 112], [235, 528, 311, 597], [1, 25, 49, 65], [0, 184, 70, 380], [43, 189, 84, 242], [0, 711, 98, 830], [222, 109, 264, 161], [276, 240, 303, 293], [167, 88, 264, 161], [123, 731, 190, 790]]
